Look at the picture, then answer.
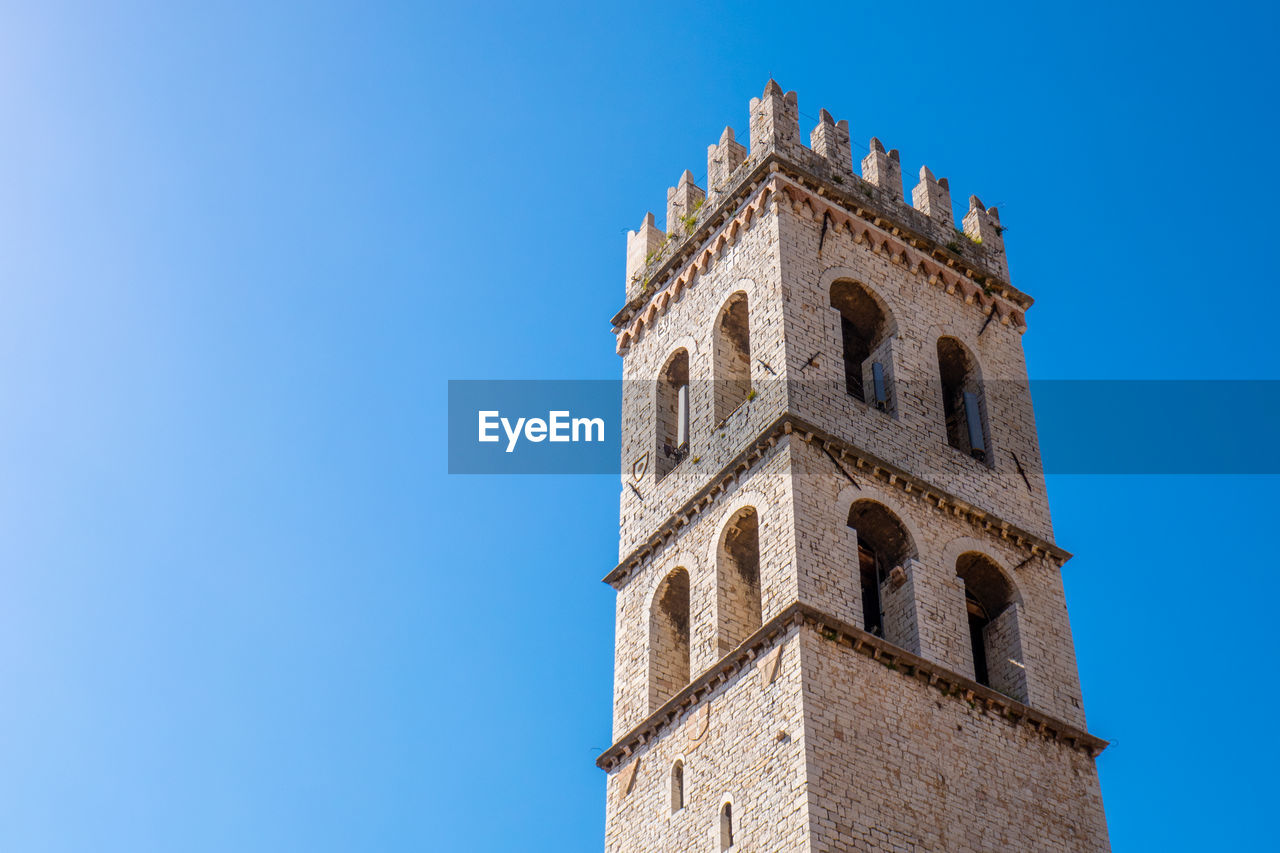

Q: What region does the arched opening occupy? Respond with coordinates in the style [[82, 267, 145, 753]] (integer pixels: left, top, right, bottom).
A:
[[649, 567, 691, 711], [829, 280, 892, 409], [955, 552, 1026, 701], [670, 760, 684, 813], [937, 337, 989, 462], [847, 500, 916, 643], [717, 507, 762, 655], [720, 802, 734, 850], [713, 292, 752, 423], [656, 349, 690, 480]]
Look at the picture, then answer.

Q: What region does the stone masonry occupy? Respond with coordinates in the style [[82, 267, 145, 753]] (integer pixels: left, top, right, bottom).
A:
[[600, 81, 1109, 852]]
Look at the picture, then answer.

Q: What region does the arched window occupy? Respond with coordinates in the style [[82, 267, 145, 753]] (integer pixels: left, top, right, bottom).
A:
[[720, 801, 734, 850], [829, 280, 892, 409], [847, 500, 916, 644], [656, 349, 690, 480], [713, 292, 751, 423], [955, 552, 1027, 702], [649, 567, 691, 711], [936, 337, 989, 462], [670, 760, 684, 813], [716, 507, 762, 655]]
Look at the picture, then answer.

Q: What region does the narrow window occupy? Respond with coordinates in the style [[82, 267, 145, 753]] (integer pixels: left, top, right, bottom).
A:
[[713, 292, 752, 422], [717, 507, 763, 655], [671, 760, 684, 813], [830, 280, 891, 408], [841, 315, 869, 400], [965, 590, 990, 687], [656, 349, 690, 480], [937, 337, 989, 462], [858, 542, 884, 638], [847, 501, 916, 646], [720, 802, 734, 850], [955, 552, 1027, 702], [649, 568, 691, 711]]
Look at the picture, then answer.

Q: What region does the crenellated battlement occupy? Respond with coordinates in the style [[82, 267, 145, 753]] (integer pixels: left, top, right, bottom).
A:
[[623, 80, 1015, 311]]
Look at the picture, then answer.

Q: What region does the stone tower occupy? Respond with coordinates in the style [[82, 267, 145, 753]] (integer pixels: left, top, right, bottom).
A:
[[599, 81, 1109, 852]]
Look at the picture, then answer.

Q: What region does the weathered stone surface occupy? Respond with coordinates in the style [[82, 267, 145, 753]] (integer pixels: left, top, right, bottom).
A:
[[602, 82, 1108, 852]]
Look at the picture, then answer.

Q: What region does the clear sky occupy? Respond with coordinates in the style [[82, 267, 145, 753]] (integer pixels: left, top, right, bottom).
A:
[[1, 1, 1277, 850]]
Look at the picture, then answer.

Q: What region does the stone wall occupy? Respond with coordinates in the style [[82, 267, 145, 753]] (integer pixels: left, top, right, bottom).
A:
[[605, 628, 811, 853], [800, 625, 1109, 852], [611, 441, 798, 738], [617, 192, 789, 561], [787, 436, 1086, 729], [773, 178, 1053, 539]]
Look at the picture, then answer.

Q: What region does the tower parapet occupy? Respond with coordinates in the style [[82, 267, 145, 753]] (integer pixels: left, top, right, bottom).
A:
[[666, 169, 706, 240], [749, 79, 803, 157], [911, 165, 953, 227], [617, 80, 1019, 328], [860, 136, 903, 200], [707, 126, 747, 203], [624, 212, 666, 304], [963, 194, 1009, 281], [809, 109, 852, 175]]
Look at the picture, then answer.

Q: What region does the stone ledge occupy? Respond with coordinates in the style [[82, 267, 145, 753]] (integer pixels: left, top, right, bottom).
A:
[[604, 413, 1070, 589], [596, 601, 1107, 773]]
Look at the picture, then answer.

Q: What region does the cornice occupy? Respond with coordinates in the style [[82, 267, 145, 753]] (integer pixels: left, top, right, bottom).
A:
[[604, 413, 1069, 590], [596, 601, 1107, 773], [612, 153, 1033, 356]]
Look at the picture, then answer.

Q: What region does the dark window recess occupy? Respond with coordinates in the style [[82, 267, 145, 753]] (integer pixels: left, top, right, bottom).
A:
[[966, 592, 990, 687], [942, 378, 964, 448], [656, 350, 690, 480], [848, 500, 914, 642], [859, 544, 884, 637], [841, 315, 870, 401], [831, 281, 889, 408], [937, 337, 988, 461]]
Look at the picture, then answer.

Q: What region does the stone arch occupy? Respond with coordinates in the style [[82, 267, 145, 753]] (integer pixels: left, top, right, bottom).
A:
[[957, 551, 1017, 614], [846, 498, 918, 647], [718, 795, 736, 851], [820, 268, 899, 410], [935, 335, 992, 464], [714, 275, 761, 304], [660, 332, 702, 365], [670, 756, 686, 813], [648, 566, 691, 711], [703, 490, 771, 571], [712, 290, 752, 423], [818, 266, 900, 336], [941, 539, 1028, 702], [715, 505, 763, 656], [847, 499, 917, 566], [655, 348, 690, 480], [834, 486, 926, 559], [938, 537, 1023, 605]]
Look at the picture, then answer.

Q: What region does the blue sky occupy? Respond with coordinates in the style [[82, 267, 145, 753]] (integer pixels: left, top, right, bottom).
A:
[[1, 1, 1277, 850]]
